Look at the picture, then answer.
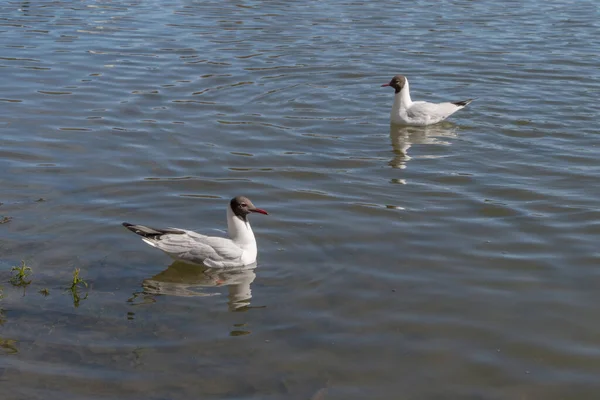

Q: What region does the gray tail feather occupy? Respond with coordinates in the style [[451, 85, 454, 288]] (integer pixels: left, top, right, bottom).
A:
[[122, 222, 184, 239], [452, 98, 475, 107]]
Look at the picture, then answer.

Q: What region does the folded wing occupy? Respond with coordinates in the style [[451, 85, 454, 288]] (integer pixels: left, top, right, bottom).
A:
[[407, 101, 460, 123], [123, 222, 247, 268], [150, 230, 245, 268]]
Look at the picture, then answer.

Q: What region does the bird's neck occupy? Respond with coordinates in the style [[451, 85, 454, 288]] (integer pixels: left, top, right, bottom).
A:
[[392, 81, 413, 115], [226, 206, 257, 252]]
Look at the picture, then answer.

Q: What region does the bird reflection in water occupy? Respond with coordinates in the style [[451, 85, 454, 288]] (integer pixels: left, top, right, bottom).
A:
[[129, 261, 259, 312], [389, 123, 458, 169]]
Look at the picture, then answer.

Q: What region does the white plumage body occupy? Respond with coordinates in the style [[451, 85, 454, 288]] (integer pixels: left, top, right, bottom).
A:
[[124, 196, 266, 269], [140, 226, 256, 269], [386, 77, 473, 126]]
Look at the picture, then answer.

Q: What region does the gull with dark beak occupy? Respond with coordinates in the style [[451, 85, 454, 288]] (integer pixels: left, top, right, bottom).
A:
[[123, 196, 268, 268], [382, 74, 474, 126]]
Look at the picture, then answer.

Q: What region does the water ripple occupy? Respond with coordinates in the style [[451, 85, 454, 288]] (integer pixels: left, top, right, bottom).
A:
[[1, 0, 600, 398]]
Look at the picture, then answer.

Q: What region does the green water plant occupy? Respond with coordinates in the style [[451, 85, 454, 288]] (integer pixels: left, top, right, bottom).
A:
[[0, 337, 18, 355], [10, 261, 32, 287], [70, 268, 88, 290], [39, 288, 50, 297], [70, 289, 88, 308], [66, 268, 88, 308]]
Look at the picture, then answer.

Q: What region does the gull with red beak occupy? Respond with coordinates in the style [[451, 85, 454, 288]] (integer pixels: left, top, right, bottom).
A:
[[382, 74, 474, 126], [123, 196, 268, 268]]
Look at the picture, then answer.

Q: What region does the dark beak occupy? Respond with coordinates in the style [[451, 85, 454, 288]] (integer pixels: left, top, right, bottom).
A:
[[249, 208, 268, 215], [381, 83, 390, 87]]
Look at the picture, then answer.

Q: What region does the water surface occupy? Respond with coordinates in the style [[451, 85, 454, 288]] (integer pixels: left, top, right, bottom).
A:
[[1, 0, 600, 398]]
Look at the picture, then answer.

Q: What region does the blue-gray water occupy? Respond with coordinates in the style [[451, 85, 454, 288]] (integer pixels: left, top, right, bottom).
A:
[[1, 0, 599, 398]]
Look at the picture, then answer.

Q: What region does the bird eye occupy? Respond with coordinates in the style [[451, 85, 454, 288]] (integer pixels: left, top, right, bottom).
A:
[[241, 203, 247, 207]]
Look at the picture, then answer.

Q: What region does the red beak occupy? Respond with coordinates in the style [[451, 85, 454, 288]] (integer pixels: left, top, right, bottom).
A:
[[250, 208, 268, 215], [381, 83, 390, 87]]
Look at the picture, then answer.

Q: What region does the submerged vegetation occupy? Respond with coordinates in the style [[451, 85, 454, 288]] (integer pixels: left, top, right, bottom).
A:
[[69, 268, 88, 290], [66, 268, 88, 308], [0, 337, 18, 355], [10, 261, 32, 287], [10, 261, 32, 296], [1, 262, 89, 307], [0, 261, 92, 354]]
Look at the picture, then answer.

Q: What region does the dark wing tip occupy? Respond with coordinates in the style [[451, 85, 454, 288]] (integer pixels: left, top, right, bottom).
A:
[[122, 222, 185, 238], [452, 98, 474, 107]]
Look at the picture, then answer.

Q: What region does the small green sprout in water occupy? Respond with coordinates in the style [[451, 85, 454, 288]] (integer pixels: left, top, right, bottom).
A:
[[10, 261, 32, 287], [70, 268, 88, 290], [0, 337, 18, 355], [39, 288, 50, 297], [69, 289, 88, 308], [66, 268, 88, 308]]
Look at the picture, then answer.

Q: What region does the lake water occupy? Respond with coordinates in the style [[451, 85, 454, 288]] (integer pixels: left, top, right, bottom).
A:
[[1, 0, 599, 398]]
